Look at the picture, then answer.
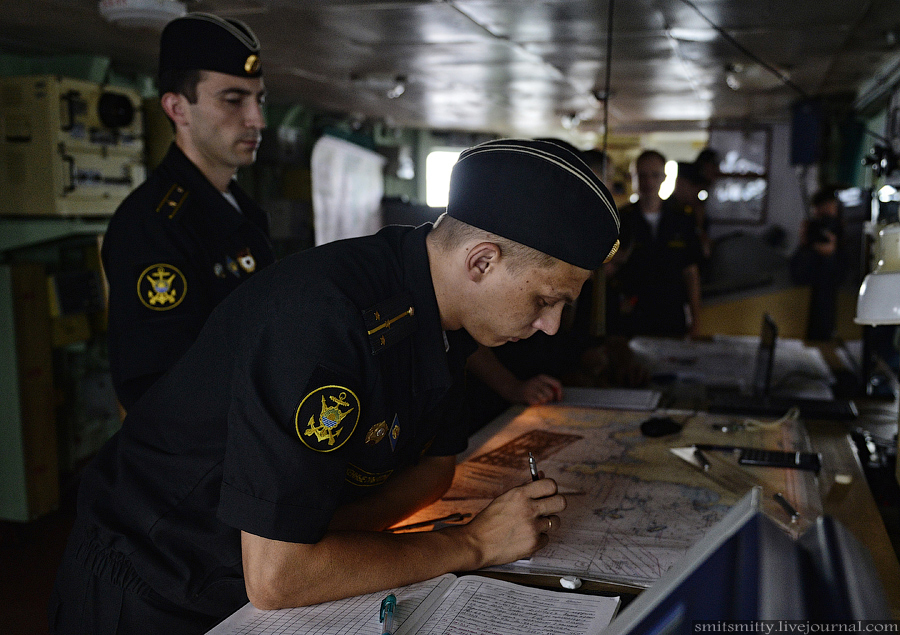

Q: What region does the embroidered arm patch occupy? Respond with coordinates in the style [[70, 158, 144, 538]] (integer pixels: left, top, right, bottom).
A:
[[295, 366, 362, 452], [137, 263, 187, 311]]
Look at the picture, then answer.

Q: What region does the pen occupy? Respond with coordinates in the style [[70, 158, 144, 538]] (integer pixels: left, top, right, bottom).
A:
[[386, 512, 471, 532], [773, 492, 799, 523], [693, 446, 711, 471], [528, 451, 539, 481], [693, 443, 744, 453], [380, 593, 396, 635]]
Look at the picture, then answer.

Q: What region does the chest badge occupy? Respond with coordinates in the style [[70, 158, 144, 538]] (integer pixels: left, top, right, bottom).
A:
[[138, 264, 186, 311], [365, 421, 389, 445], [237, 248, 257, 273], [389, 414, 400, 452], [226, 256, 241, 277], [295, 385, 360, 452]]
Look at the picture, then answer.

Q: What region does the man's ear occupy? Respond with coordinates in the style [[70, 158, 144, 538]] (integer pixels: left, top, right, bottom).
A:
[[465, 242, 501, 282], [160, 92, 188, 127]]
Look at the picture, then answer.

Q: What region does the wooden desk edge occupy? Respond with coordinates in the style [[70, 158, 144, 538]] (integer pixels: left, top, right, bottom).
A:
[[808, 424, 900, 619]]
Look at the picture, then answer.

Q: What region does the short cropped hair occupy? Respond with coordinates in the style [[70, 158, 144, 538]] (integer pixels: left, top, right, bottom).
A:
[[635, 149, 666, 168], [158, 69, 204, 130], [431, 213, 558, 273], [158, 68, 203, 104]]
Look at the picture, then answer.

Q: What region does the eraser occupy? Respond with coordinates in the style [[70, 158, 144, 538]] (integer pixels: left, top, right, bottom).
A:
[[560, 575, 582, 590]]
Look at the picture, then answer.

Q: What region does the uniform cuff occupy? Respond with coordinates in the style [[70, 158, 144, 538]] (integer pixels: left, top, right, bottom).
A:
[[218, 481, 333, 544]]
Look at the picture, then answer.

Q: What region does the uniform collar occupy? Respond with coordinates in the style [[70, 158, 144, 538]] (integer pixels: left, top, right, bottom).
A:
[[400, 225, 477, 394], [160, 143, 257, 235]]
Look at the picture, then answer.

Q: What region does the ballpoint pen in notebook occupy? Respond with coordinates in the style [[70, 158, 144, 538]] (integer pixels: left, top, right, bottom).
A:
[[380, 593, 396, 635]]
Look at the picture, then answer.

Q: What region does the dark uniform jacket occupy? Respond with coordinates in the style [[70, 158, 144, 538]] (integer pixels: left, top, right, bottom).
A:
[[70, 224, 475, 621], [102, 143, 275, 410], [607, 198, 702, 337]]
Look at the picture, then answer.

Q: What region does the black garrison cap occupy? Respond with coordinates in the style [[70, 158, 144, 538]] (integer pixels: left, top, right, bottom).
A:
[[159, 13, 262, 78], [446, 138, 620, 270]]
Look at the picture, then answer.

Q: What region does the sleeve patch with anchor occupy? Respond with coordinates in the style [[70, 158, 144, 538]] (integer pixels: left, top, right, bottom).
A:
[[295, 385, 361, 452], [137, 263, 187, 311]]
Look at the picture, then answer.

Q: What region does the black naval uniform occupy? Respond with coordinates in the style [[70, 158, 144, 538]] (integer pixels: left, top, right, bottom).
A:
[[102, 143, 275, 411], [50, 224, 476, 634], [607, 198, 702, 338]]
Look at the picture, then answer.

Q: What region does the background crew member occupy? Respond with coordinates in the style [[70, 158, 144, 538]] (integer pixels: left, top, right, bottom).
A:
[[606, 149, 703, 339], [49, 139, 620, 634], [102, 13, 275, 411], [790, 186, 848, 341], [671, 160, 713, 266], [681, 147, 721, 265]]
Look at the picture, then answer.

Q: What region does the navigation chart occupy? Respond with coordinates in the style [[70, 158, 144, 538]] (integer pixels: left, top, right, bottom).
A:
[[397, 404, 818, 588]]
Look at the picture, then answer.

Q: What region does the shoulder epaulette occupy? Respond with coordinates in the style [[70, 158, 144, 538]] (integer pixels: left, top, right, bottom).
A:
[[362, 293, 416, 355], [155, 183, 189, 219]]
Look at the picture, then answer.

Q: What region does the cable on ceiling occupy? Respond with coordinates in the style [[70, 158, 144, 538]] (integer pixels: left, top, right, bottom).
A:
[[675, 0, 809, 99], [601, 0, 615, 181]]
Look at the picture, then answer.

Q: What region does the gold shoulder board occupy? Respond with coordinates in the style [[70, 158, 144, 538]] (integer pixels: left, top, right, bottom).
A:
[[363, 293, 416, 355], [155, 183, 189, 219]]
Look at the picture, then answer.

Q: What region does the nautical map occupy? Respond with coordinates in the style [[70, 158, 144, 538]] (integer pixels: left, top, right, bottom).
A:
[[396, 404, 820, 589]]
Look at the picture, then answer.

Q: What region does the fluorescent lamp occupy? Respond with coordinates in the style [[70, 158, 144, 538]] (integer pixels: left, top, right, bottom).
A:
[[98, 0, 186, 29], [856, 223, 900, 325]]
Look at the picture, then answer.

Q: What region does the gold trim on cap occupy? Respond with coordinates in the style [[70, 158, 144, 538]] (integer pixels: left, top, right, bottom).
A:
[[603, 239, 620, 263], [244, 54, 260, 74]]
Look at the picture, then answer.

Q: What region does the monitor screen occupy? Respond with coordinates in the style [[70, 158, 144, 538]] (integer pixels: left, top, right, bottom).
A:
[[600, 489, 889, 634], [751, 313, 777, 397]]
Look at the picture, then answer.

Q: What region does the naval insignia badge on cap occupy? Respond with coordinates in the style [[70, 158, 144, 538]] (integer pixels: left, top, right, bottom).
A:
[[244, 54, 260, 74], [160, 13, 263, 78]]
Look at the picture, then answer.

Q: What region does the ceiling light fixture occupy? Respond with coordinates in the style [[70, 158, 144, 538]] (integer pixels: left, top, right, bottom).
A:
[[98, 0, 186, 29], [724, 62, 790, 92], [350, 73, 408, 99], [386, 77, 406, 99]]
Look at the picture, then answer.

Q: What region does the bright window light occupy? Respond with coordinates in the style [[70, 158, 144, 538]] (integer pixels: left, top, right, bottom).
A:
[[878, 185, 898, 202], [426, 149, 463, 207], [659, 160, 678, 200]]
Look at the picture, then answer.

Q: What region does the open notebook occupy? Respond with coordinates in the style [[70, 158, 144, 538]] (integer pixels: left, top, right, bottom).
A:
[[206, 573, 619, 635]]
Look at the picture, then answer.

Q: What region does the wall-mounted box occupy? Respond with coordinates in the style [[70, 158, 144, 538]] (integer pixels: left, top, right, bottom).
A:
[[0, 75, 146, 217]]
